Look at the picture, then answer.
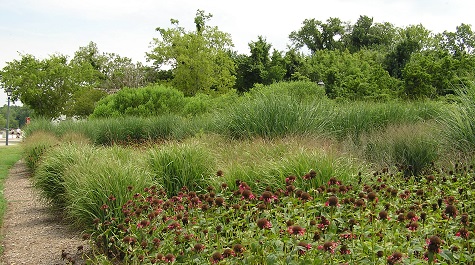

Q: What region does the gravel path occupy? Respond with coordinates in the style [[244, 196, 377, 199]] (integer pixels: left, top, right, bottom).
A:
[[0, 160, 88, 265]]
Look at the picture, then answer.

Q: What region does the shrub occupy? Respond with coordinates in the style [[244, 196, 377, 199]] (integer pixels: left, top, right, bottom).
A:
[[91, 85, 186, 118]]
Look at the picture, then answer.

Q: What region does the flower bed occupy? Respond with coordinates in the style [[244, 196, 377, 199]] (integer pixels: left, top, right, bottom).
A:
[[88, 167, 475, 264]]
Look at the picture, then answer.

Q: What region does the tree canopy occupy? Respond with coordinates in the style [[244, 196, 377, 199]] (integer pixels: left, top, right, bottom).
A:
[[147, 10, 236, 96]]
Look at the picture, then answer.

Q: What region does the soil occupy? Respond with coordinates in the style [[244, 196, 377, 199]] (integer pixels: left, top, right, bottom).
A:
[[0, 160, 89, 265]]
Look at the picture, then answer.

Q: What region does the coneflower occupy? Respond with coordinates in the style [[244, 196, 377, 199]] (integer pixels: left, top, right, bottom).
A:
[[326, 195, 339, 207], [222, 248, 235, 258], [444, 204, 458, 219], [194, 243, 205, 252], [287, 225, 306, 236], [379, 210, 389, 221], [317, 241, 338, 254], [387, 251, 403, 264], [456, 227, 469, 239], [427, 235, 442, 253], [297, 241, 312, 255], [164, 253, 175, 263], [257, 218, 272, 229], [232, 244, 245, 255], [210, 252, 223, 264]]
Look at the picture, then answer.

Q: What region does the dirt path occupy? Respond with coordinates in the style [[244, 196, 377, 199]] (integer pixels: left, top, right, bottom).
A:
[[0, 160, 88, 265]]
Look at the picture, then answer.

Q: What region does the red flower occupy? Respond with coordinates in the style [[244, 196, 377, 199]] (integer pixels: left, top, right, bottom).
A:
[[317, 241, 338, 254], [297, 241, 312, 255], [257, 218, 272, 229], [287, 225, 306, 236]]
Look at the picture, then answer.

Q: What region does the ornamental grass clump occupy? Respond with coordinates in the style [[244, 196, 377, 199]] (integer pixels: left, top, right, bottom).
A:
[[149, 142, 216, 197]]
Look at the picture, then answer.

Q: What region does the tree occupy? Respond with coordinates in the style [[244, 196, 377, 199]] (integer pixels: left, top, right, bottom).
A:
[[439, 23, 475, 57], [289, 17, 345, 53], [147, 10, 235, 96], [384, 24, 432, 79], [346, 15, 397, 52], [1, 54, 78, 118], [70, 42, 148, 93]]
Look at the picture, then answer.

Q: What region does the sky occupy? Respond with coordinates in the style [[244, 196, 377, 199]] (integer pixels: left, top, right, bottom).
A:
[[1, 0, 474, 106]]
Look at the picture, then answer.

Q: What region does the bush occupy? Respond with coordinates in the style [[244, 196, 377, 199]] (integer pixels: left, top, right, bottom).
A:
[[91, 84, 187, 118]]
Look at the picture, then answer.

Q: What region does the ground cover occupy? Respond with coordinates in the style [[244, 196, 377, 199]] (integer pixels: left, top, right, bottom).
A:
[[86, 164, 475, 264]]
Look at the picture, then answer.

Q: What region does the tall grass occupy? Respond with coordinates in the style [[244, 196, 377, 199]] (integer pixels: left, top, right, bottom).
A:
[[33, 143, 95, 209], [23, 115, 195, 146], [215, 92, 329, 139], [362, 122, 439, 176], [149, 142, 216, 196], [22, 131, 59, 172], [438, 84, 475, 154], [328, 100, 442, 144], [64, 145, 155, 228]]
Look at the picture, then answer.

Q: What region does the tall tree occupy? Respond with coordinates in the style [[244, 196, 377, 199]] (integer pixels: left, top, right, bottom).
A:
[[147, 10, 235, 96], [1, 54, 77, 118], [346, 16, 396, 52], [289, 17, 345, 53], [384, 24, 431, 79], [70, 42, 147, 93], [439, 23, 475, 57]]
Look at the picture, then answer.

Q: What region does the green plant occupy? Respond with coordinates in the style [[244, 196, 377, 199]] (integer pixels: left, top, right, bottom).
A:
[[362, 122, 439, 176], [149, 142, 216, 196], [22, 131, 59, 172], [33, 143, 94, 209], [438, 84, 475, 154], [64, 146, 155, 228]]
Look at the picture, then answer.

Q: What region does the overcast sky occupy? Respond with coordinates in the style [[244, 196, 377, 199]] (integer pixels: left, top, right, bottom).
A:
[[1, 0, 474, 106]]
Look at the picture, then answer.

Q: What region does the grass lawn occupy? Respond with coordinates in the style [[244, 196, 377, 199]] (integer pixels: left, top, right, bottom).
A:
[[0, 144, 23, 226]]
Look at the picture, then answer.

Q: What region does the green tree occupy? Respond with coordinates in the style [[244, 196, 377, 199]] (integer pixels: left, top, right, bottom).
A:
[[346, 15, 397, 52], [147, 10, 235, 96], [384, 24, 432, 78], [1, 54, 78, 118], [289, 17, 345, 53], [439, 23, 475, 57], [71, 42, 148, 93]]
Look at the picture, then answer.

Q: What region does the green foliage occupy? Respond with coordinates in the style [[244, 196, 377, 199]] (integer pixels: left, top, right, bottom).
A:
[[22, 131, 59, 172], [147, 10, 235, 96], [363, 123, 439, 176], [249, 80, 327, 103], [33, 143, 94, 209], [0, 145, 23, 227], [91, 84, 186, 118], [149, 142, 216, 197], [302, 50, 402, 100], [0, 105, 34, 129], [215, 91, 325, 139], [328, 100, 442, 143], [438, 84, 475, 153], [64, 145, 154, 228], [1, 54, 78, 118], [289, 17, 345, 52]]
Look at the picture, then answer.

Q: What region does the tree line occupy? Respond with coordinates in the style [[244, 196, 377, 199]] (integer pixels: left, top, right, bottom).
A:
[[1, 10, 475, 119]]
